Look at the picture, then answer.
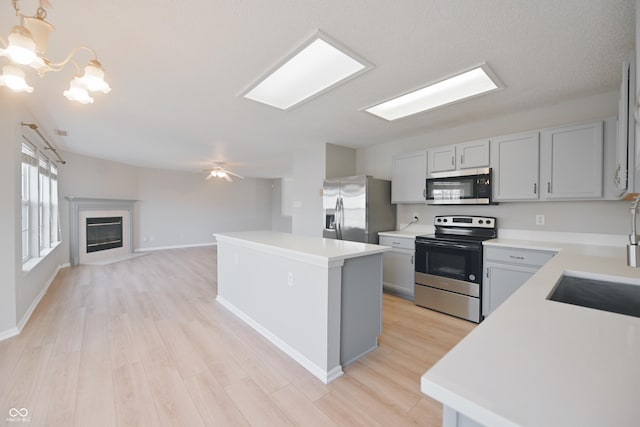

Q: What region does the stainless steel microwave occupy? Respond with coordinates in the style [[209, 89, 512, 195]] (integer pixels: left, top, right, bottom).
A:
[[425, 167, 493, 205]]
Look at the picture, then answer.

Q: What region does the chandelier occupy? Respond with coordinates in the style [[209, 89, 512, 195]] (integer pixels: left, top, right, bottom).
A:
[[0, 0, 110, 104]]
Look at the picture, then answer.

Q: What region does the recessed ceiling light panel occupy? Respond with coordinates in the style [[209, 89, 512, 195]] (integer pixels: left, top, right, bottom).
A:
[[365, 64, 503, 121], [242, 31, 373, 110]]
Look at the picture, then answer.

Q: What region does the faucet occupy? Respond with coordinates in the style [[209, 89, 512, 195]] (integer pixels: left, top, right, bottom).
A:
[[629, 194, 640, 267]]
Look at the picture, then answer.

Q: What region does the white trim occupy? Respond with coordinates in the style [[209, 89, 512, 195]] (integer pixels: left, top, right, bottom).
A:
[[216, 295, 344, 384], [135, 242, 217, 252], [17, 263, 62, 332], [1, 262, 66, 343], [0, 327, 19, 342]]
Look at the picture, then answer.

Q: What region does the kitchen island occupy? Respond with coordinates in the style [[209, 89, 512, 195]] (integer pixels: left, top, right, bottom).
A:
[[215, 231, 390, 383], [421, 239, 640, 427]]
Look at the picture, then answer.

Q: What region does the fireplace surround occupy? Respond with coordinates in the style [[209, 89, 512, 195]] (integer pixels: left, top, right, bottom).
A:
[[67, 197, 137, 266]]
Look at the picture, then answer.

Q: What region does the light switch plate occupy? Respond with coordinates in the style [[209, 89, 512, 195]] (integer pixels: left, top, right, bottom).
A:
[[535, 214, 545, 225]]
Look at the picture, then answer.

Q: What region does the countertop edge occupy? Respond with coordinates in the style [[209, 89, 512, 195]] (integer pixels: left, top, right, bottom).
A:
[[215, 232, 390, 267]]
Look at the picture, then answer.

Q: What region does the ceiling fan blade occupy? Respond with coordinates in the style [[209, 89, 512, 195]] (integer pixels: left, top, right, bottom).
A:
[[223, 174, 233, 182], [225, 170, 244, 179]]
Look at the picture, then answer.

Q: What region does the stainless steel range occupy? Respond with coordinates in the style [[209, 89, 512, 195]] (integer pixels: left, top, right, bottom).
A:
[[414, 215, 497, 323]]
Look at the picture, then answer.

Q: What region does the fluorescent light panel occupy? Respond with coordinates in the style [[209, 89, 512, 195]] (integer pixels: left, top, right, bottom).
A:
[[243, 35, 369, 110], [366, 65, 501, 121]]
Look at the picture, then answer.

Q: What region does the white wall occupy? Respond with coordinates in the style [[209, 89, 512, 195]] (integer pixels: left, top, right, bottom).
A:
[[0, 95, 20, 335], [357, 90, 632, 236], [292, 143, 326, 237], [0, 97, 66, 338], [326, 143, 356, 178], [271, 179, 292, 233], [59, 151, 274, 252], [136, 167, 272, 249]]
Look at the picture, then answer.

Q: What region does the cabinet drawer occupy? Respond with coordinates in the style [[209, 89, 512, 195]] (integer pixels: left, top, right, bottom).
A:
[[379, 235, 415, 250], [484, 246, 555, 267]]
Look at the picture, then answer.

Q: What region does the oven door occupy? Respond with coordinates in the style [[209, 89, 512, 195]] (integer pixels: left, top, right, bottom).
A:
[[414, 239, 483, 322], [415, 239, 482, 285]]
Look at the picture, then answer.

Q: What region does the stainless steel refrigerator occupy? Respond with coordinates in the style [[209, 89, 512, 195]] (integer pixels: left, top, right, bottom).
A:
[[323, 175, 396, 244]]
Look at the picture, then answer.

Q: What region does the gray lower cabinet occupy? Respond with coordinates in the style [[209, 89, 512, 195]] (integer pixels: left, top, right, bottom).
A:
[[482, 246, 555, 317], [379, 235, 415, 300]]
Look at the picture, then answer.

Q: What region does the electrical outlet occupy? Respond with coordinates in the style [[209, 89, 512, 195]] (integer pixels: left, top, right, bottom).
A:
[[535, 214, 545, 226], [287, 272, 294, 287]]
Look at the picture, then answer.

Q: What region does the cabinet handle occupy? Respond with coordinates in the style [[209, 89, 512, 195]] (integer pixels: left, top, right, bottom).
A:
[[614, 165, 621, 186], [486, 268, 489, 278], [410, 255, 414, 265], [392, 241, 400, 245], [547, 182, 551, 193], [460, 154, 464, 165], [451, 156, 454, 166], [533, 183, 537, 194], [509, 255, 525, 260], [423, 188, 426, 198]]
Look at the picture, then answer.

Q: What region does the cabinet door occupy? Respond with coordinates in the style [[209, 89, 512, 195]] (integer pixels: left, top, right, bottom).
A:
[[540, 121, 604, 199], [428, 146, 456, 174], [383, 250, 415, 299], [491, 132, 540, 201], [392, 151, 427, 203], [483, 262, 539, 317], [457, 139, 490, 169]]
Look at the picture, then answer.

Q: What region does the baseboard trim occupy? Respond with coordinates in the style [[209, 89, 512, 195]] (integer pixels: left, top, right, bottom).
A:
[[135, 242, 217, 252], [17, 263, 64, 332], [1, 263, 66, 343], [216, 295, 343, 384], [0, 327, 19, 342]]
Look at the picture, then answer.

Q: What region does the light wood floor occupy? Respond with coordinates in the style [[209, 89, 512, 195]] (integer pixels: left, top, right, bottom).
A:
[[0, 247, 474, 427]]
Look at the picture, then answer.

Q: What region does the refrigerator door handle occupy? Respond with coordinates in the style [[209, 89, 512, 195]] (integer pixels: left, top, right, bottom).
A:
[[338, 197, 344, 239], [334, 197, 341, 239]]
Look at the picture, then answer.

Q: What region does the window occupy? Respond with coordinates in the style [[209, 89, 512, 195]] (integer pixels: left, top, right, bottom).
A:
[[21, 138, 60, 264]]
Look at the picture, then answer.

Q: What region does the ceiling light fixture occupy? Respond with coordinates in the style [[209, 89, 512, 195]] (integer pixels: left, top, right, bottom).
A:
[[365, 64, 503, 121], [0, 0, 111, 103], [241, 31, 373, 110]]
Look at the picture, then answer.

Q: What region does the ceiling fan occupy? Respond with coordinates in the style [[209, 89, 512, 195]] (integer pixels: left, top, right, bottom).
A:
[[204, 163, 244, 182]]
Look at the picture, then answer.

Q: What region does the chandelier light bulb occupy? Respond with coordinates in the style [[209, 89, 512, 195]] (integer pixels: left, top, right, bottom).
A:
[[63, 77, 94, 104], [6, 26, 38, 65], [0, 64, 33, 92], [79, 60, 111, 93]]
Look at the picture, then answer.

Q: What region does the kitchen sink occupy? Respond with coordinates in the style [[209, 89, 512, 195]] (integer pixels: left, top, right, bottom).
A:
[[548, 273, 640, 318]]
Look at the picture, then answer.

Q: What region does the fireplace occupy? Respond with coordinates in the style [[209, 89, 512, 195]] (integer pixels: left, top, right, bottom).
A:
[[86, 216, 123, 253], [67, 197, 137, 266]]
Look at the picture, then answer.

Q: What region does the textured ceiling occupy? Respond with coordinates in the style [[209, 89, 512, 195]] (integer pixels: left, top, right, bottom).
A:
[[0, 0, 635, 178]]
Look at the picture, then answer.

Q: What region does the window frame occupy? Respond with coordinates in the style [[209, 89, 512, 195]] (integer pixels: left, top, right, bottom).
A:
[[21, 136, 61, 267]]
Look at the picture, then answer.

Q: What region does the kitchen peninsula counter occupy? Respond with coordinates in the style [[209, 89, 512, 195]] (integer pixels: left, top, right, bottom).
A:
[[421, 239, 640, 427], [215, 231, 390, 383]]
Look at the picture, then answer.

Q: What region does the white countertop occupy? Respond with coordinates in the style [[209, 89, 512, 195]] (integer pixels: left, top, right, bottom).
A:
[[215, 231, 390, 266], [378, 230, 424, 239], [421, 240, 640, 427]]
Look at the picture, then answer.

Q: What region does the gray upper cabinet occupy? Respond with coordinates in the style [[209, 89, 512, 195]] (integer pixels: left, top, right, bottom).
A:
[[491, 131, 540, 201], [540, 121, 604, 200], [428, 139, 490, 174], [457, 139, 490, 169], [428, 146, 456, 174], [391, 151, 427, 204]]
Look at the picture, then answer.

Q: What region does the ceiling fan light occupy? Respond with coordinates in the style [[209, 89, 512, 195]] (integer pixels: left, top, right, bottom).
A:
[[0, 65, 33, 92], [63, 77, 94, 104], [6, 26, 38, 65], [79, 60, 111, 93]]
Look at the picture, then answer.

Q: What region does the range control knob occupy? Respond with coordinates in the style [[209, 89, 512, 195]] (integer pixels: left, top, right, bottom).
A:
[[436, 218, 441, 223], [486, 219, 492, 225], [478, 220, 484, 224], [443, 218, 448, 223]]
